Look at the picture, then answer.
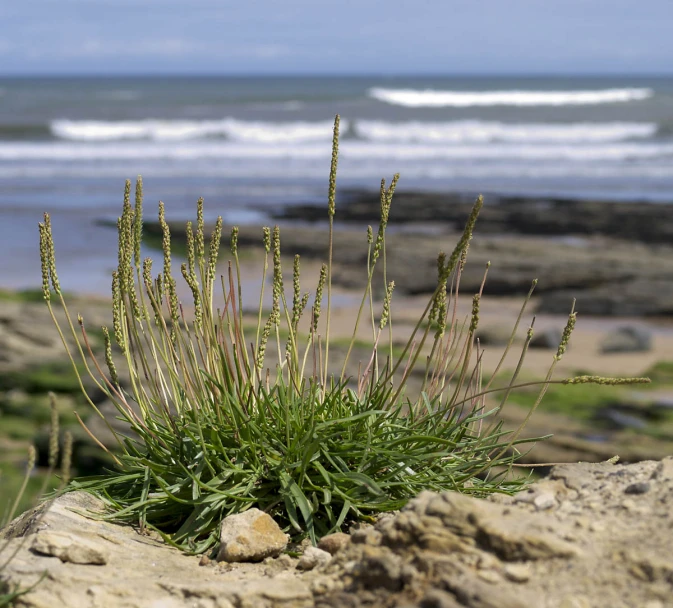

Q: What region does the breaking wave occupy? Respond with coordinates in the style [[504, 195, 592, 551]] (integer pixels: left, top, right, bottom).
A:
[[49, 117, 658, 145], [355, 120, 656, 143], [50, 118, 343, 142], [367, 87, 654, 107]]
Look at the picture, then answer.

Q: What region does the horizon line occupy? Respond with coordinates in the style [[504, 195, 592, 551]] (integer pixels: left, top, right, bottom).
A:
[[1, 71, 673, 79]]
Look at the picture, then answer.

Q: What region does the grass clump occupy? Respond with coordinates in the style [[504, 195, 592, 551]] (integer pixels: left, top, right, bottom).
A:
[[37, 116, 648, 554]]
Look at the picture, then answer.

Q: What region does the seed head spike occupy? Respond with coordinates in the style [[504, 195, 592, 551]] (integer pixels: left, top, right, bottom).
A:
[[312, 263, 327, 333], [230, 226, 239, 256], [328, 115, 340, 218], [134, 176, 143, 267], [196, 197, 205, 261], [207, 216, 223, 287], [379, 281, 395, 330], [555, 300, 577, 361]]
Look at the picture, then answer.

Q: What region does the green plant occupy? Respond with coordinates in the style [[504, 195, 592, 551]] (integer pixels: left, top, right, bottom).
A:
[[38, 116, 648, 553], [0, 394, 72, 607]]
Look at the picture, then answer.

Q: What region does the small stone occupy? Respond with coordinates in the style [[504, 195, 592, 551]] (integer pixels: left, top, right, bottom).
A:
[[318, 532, 351, 555], [297, 546, 332, 571], [533, 492, 557, 511], [476, 553, 501, 570], [217, 508, 289, 563], [31, 531, 108, 565], [625, 482, 650, 495], [503, 563, 532, 583], [477, 569, 502, 584], [198, 555, 211, 566]]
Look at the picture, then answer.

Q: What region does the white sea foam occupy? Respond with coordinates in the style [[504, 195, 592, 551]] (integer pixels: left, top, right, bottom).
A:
[[368, 87, 653, 107], [50, 117, 657, 147], [355, 120, 656, 143], [3, 140, 673, 162], [50, 118, 342, 142]]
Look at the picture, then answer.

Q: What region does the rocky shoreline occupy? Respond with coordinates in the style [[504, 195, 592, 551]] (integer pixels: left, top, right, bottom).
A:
[[271, 190, 673, 317], [273, 189, 673, 244], [146, 188, 673, 317]]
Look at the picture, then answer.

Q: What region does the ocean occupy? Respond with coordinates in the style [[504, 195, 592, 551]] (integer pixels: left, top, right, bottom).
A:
[[1, 75, 672, 294]]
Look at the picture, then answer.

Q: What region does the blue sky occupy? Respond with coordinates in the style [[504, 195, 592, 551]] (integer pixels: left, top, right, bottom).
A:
[[0, 0, 670, 75]]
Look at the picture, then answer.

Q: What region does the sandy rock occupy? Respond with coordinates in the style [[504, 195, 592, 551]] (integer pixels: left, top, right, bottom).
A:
[[502, 563, 531, 583], [31, 530, 108, 565], [349, 545, 414, 592], [297, 547, 332, 571], [651, 458, 673, 481], [217, 508, 289, 563], [0, 492, 310, 608], [3, 457, 673, 608], [533, 491, 557, 510], [317, 532, 350, 555], [379, 490, 580, 561]]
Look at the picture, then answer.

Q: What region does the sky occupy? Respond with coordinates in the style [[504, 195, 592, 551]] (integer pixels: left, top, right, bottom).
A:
[[0, 0, 671, 75]]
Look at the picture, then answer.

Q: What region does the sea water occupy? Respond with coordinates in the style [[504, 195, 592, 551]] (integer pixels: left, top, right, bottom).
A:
[[1, 75, 671, 293]]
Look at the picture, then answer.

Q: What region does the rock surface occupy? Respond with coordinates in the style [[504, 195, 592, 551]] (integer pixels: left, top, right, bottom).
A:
[[274, 189, 673, 245], [256, 189, 673, 317], [317, 532, 350, 555], [600, 325, 653, 353], [296, 547, 332, 571], [529, 327, 564, 350], [2, 457, 673, 607], [150, 217, 673, 317], [218, 508, 290, 563]]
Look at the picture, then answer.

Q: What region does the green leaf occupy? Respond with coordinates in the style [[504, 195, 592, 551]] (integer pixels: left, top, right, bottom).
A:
[[279, 472, 314, 542]]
